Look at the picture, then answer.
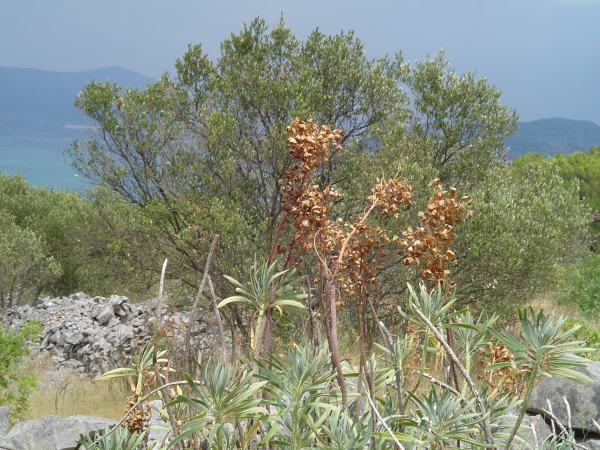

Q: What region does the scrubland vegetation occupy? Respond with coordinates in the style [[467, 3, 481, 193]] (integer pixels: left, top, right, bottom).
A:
[[2, 17, 600, 449]]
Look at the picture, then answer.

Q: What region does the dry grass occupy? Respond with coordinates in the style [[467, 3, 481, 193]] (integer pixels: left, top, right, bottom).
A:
[[529, 291, 600, 328], [21, 353, 129, 421], [13, 291, 595, 426]]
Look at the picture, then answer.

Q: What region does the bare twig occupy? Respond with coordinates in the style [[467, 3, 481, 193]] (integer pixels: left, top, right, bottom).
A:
[[411, 303, 495, 448], [413, 370, 462, 399], [154, 258, 168, 335], [365, 390, 406, 450], [562, 396, 572, 434], [184, 234, 219, 375], [153, 360, 183, 450], [531, 417, 538, 450], [536, 408, 588, 450], [207, 275, 226, 363], [149, 257, 185, 449], [546, 399, 556, 434], [592, 418, 600, 435], [538, 408, 567, 434]]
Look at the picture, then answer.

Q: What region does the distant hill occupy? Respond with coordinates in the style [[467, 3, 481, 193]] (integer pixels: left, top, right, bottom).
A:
[[0, 66, 155, 138], [505, 118, 600, 159]]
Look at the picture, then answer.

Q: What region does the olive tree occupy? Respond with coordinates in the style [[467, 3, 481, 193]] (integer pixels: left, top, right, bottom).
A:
[[66, 16, 584, 318], [67, 17, 411, 292]]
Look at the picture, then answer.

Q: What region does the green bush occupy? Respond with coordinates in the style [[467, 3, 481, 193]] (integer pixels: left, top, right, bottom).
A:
[[559, 252, 600, 317], [95, 286, 592, 450], [0, 321, 40, 421], [561, 318, 600, 360]]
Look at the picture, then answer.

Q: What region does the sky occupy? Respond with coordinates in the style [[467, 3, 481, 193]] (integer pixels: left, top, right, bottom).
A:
[[1, 0, 599, 124]]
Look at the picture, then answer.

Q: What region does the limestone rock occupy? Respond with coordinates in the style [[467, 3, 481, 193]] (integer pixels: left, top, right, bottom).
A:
[[0, 414, 115, 450], [527, 358, 600, 433], [0, 406, 8, 437], [1, 292, 227, 376], [495, 412, 553, 449]]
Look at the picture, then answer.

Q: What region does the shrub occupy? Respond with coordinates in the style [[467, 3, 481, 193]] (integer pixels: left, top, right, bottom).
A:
[[0, 321, 40, 421]]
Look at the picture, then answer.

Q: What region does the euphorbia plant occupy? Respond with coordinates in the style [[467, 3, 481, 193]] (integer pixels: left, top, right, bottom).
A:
[[219, 259, 307, 359]]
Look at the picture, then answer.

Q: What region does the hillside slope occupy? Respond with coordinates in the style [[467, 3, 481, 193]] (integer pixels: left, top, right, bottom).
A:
[[505, 118, 600, 158]]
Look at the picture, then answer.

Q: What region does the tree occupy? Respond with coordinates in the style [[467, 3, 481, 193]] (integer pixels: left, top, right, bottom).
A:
[[514, 147, 600, 211], [67, 17, 411, 293], [452, 159, 588, 313], [0, 173, 159, 302], [67, 18, 520, 305], [0, 212, 61, 307]]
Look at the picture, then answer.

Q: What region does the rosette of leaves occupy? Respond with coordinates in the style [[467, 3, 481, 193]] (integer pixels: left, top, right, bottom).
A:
[[166, 359, 268, 450], [255, 343, 337, 449], [77, 425, 149, 450], [219, 259, 307, 357], [96, 344, 172, 433], [487, 307, 594, 449]]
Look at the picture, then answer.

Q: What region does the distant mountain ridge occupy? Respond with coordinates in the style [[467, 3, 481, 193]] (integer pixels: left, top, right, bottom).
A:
[[0, 66, 154, 138], [505, 118, 600, 159], [2, 68, 600, 155]]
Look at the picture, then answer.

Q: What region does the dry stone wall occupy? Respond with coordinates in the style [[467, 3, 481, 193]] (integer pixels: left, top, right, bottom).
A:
[[1, 292, 223, 375]]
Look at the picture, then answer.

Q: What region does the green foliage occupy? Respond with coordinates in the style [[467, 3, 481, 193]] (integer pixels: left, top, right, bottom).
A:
[[561, 318, 600, 360], [0, 173, 158, 303], [312, 407, 372, 450], [219, 260, 307, 353], [66, 16, 529, 316], [405, 389, 481, 448], [558, 251, 600, 318], [488, 307, 592, 449], [0, 211, 61, 306], [76, 425, 150, 450], [167, 359, 268, 450], [452, 159, 588, 312], [0, 321, 40, 421], [395, 51, 518, 187], [96, 344, 171, 396], [66, 17, 409, 296], [488, 307, 592, 383], [514, 145, 600, 212], [99, 284, 593, 450], [256, 343, 337, 450]]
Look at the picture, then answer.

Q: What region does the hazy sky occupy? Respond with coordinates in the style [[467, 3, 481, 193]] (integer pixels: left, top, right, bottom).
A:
[[1, 0, 599, 124]]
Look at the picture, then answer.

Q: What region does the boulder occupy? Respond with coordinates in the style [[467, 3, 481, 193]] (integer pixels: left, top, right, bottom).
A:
[[147, 400, 170, 447], [0, 406, 8, 437], [0, 415, 115, 450], [527, 358, 600, 433], [495, 412, 553, 449], [581, 438, 600, 449]]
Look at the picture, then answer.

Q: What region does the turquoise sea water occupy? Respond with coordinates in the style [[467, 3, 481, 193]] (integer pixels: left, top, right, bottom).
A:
[[0, 136, 90, 191]]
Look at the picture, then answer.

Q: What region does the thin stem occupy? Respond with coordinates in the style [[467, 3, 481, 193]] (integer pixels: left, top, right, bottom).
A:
[[184, 234, 219, 375], [365, 390, 406, 450], [153, 258, 168, 338], [504, 360, 539, 450], [153, 360, 184, 450], [207, 275, 227, 364], [411, 303, 495, 448]]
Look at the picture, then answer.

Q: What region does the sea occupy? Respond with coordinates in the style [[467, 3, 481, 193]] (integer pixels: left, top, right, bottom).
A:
[[0, 136, 90, 192]]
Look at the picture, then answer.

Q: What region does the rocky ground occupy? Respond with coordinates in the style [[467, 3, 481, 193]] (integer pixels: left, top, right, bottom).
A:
[[4, 296, 600, 449], [1, 293, 224, 376]]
